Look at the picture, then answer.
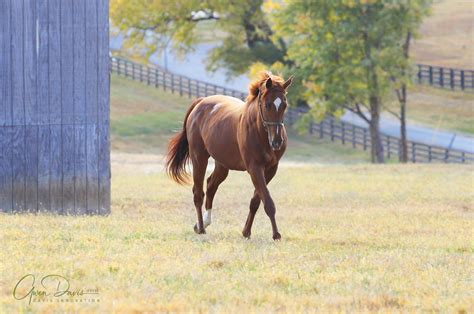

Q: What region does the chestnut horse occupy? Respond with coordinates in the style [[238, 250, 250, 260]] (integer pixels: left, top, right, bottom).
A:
[[165, 72, 293, 240]]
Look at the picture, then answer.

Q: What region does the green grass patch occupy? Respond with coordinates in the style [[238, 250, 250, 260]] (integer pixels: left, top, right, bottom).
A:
[[111, 111, 182, 137]]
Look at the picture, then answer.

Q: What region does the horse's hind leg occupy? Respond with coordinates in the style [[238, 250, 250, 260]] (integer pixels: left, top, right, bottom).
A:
[[190, 152, 209, 234], [201, 163, 229, 229]]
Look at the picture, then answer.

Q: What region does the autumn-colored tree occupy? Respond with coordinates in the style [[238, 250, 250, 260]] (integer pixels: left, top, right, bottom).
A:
[[276, 0, 431, 163], [110, 0, 286, 76]]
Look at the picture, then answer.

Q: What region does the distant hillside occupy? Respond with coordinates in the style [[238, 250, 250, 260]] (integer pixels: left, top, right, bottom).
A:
[[412, 0, 473, 69]]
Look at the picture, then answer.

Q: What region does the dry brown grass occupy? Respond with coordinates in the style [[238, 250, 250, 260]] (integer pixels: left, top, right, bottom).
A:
[[412, 0, 474, 68], [386, 84, 474, 134], [1, 154, 473, 313]]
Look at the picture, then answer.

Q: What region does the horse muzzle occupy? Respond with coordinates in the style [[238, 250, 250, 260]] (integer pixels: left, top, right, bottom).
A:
[[270, 138, 284, 151]]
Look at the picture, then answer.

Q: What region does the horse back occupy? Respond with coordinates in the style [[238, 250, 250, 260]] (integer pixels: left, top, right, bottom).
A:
[[186, 95, 246, 170]]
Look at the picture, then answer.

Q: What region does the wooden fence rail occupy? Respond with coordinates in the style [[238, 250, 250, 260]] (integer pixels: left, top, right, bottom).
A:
[[110, 57, 473, 163], [309, 116, 474, 163], [416, 64, 474, 91]]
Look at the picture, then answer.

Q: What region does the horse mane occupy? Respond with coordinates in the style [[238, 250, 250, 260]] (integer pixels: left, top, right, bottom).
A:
[[246, 71, 286, 103]]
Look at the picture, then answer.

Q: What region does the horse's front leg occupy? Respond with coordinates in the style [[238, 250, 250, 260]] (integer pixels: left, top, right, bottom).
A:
[[247, 165, 281, 240], [242, 165, 278, 238]]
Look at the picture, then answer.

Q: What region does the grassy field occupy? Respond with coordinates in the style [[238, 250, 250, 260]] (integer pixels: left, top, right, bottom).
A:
[[386, 84, 474, 134], [1, 71, 473, 313], [1, 157, 473, 312], [411, 0, 473, 69]]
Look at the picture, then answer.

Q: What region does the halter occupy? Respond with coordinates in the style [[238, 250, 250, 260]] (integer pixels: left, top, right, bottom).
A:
[[257, 92, 285, 131]]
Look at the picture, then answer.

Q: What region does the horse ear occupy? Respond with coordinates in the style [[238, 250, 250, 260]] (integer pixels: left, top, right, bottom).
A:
[[283, 75, 294, 90], [265, 77, 273, 89]]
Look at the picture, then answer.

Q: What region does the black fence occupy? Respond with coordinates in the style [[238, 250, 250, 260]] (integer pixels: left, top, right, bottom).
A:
[[416, 64, 474, 91], [110, 57, 474, 163], [111, 57, 247, 100], [286, 109, 474, 163]]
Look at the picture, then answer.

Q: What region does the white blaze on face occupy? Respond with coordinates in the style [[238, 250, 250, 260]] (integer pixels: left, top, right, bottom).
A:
[[273, 97, 282, 111], [210, 104, 221, 115], [203, 209, 212, 227]]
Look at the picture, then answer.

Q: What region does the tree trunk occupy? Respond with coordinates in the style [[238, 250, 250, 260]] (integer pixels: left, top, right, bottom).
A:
[[369, 96, 384, 163], [399, 30, 411, 163], [399, 85, 408, 162]]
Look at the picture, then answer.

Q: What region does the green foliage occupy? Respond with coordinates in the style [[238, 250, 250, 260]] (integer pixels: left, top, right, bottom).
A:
[[275, 0, 432, 115], [110, 0, 286, 78]]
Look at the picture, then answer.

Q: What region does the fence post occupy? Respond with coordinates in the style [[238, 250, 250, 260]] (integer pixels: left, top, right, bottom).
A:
[[462, 152, 465, 163], [155, 70, 158, 88], [428, 146, 432, 162], [450, 69, 454, 89], [188, 79, 191, 98], [179, 76, 183, 96], [126, 61, 130, 78], [341, 122, 345, 144], [363, 129, 367, 150], [171, 73, 174, 93], [117, 59, 121, 75], [330, 118, 334, 142], [460, 70, 465, 90], [147, 67, 150, 85], [416, 64, 423, 84], [140, 64, 143, 82], [429, 66, 433, 85], [386, 136, 390, 159], [352, 125, 356, 148], [417, 64, 422, 83], [439, 67, 444, 88], [444, 148, 450, 162], [412, 142, 416, 163]]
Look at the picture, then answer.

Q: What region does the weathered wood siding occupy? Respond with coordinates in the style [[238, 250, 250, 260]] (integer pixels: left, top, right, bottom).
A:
[[0, 0, 110, 214]]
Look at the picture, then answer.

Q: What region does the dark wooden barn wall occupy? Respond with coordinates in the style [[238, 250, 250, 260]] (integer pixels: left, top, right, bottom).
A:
[[0, 0, 110, 215]]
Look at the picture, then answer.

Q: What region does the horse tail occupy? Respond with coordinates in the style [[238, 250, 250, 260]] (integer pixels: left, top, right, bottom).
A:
[[165, 97, 203, 184]]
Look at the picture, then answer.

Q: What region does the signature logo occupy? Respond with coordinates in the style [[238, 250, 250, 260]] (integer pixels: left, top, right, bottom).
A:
[[13, 274, 100, 305]]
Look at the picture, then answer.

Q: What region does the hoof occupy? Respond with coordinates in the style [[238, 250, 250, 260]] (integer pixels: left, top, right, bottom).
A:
[[273, 232, 281, 241], [194, 223, 206, 234], [242, 230, 251, 239]]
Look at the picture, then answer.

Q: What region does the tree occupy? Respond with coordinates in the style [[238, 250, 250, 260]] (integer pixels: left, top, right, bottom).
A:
[[276, 0, 431, 163], [385, 0, 431, 162], [110, 0, 286, 77], [110, 0, 308, 107]]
